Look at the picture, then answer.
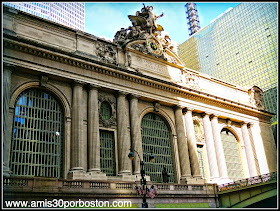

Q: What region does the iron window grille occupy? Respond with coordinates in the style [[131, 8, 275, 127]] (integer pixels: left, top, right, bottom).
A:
[[100, 130, 116, 176], [141, 113, 175, 183], [9, 89, 63, 178]]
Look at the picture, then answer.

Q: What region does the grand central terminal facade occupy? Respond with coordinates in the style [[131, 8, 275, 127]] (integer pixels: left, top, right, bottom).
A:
[[3, 5, 277, 208]]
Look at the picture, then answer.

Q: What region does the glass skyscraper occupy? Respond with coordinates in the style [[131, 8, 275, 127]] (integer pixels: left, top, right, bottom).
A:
[[3, 2, 85, 31], [179, 3, 277, 140]]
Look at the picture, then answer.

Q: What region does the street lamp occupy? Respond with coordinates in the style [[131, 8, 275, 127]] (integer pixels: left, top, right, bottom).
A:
[[128, 147, 155, 208]]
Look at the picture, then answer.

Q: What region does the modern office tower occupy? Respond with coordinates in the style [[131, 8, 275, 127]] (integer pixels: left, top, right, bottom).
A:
[[179, 3, 278, 140], [2, 2, 85, 31], [185, 3, 201, 36]]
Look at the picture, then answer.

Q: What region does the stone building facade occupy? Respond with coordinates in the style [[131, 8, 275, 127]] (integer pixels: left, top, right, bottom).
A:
[[2, 5, 277, 208]]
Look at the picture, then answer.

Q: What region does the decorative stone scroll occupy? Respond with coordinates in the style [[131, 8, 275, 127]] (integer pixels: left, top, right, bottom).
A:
[[248, 86, 265, 110]]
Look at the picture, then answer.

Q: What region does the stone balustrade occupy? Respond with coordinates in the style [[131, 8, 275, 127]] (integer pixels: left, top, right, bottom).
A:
[[3, 176, 216, 196]]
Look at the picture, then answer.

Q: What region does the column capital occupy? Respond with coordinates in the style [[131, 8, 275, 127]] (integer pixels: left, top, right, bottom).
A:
[[129, 93, 141, 100], [117, 90, 129, 97], [201, 112, 212, 117], [241, 121, 250, 127], [87, 83, 101, 90], [247, 122, 254, 128], [183, 107, 195, 114], [173, 105, 184, 111], [72, 79, 86, 87], [210, 114, 219, 120]]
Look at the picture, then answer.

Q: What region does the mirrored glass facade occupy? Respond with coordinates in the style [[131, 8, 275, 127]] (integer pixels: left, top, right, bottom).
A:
[[179, 3, 278, 139]]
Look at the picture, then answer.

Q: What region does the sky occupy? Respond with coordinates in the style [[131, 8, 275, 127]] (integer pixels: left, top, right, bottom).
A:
[[85, 2, 241, 44]]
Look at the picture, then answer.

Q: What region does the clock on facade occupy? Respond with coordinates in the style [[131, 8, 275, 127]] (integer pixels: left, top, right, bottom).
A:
[[146, 37, 163, 56]]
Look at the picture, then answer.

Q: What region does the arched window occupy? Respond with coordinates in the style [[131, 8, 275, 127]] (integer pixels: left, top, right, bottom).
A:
[[221, 128, 244, 181], [9, 89, 64, 178], [141, 113, 175, 183]]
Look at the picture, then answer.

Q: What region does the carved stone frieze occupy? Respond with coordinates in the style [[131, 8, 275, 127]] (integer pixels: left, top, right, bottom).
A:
[[96, 42, 117, 65], [98, 92, 117, 128]]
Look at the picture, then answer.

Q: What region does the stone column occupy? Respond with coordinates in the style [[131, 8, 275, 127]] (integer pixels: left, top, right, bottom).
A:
[[211, 115, 229, 180], [117, 91, 132, 175], [174, 106, 192, 179], [249, 123, 269, 174], [241, 122, 258, 177], [183, 108, 201, 178], [240, 144, 250, 178], [70, 80, 85, 172], [87, 84, 101, 172], [64, 117, 72, 179], [3, 64, 13, 176], [129, 94, 143, 175], [202, 113, 219, 181]]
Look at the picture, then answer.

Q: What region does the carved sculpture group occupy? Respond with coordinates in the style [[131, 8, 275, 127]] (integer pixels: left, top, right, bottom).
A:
[[114, 4, 165, 45]]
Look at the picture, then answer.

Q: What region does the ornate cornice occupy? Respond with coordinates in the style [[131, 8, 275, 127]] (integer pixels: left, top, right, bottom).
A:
[[3, 37, 274, 121]]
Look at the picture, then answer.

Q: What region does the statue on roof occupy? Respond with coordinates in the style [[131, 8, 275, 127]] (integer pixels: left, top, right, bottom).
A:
[[113, 4, 184, 65], [131, 4, 164, 35], [113, 4, 164, 44]]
